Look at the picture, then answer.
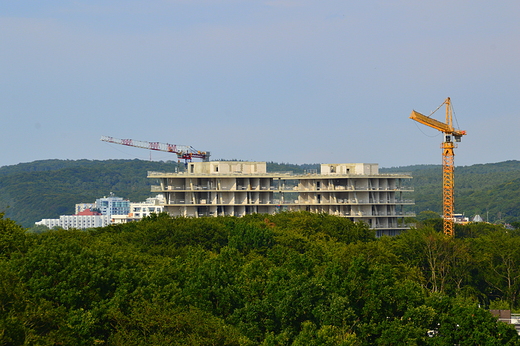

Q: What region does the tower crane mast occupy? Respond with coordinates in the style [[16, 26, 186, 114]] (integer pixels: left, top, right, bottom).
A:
[[100, 135, 210, 162], [409, 98, 466, 237]]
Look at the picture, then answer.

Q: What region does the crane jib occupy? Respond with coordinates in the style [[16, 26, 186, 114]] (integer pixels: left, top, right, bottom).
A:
[[100, 135, 209, 161]]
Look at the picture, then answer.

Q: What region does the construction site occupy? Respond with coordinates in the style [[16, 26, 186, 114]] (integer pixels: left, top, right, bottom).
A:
[[148, 161, 414, 237], [101, 97, 466, 237], [101, 139, 415, 237]]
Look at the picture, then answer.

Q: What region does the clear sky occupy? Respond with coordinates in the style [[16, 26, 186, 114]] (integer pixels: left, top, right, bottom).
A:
[[1, 1, 519, 168]]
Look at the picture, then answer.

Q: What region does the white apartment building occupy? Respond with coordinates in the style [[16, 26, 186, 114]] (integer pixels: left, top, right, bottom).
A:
[[36, 209, 111, 230], [36, 195, 162, 229], [148, 161, 415, 236]]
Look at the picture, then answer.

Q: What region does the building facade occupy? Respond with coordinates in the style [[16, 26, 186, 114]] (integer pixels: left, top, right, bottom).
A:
[[111, 195, 165, 224], [36, 209, 111, 230], [148, 161, 414, 236], [36, 195, 162, 230], [95, 196, 130, 216]]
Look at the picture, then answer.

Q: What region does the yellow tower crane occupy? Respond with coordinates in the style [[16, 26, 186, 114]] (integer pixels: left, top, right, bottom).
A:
[[409, 98, 466, 236]]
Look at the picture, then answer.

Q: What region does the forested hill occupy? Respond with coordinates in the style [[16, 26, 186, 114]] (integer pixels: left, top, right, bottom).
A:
[[1, 159, 519, 227], [381, 160, 520, 223], [0, 160, 319, 227], [0, 159, 179, 227]]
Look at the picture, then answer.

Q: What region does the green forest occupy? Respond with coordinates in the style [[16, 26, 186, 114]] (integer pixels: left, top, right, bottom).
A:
[[2, 211, 520, 345], [1, 159, 520, 227]]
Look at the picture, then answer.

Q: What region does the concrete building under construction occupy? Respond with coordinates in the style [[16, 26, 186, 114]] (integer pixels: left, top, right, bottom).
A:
[[148, 161, 414, 236]]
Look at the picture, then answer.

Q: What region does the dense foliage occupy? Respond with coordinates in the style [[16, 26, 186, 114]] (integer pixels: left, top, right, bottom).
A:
[[1, 211, 519, 345], [1, 159, 520, 227]]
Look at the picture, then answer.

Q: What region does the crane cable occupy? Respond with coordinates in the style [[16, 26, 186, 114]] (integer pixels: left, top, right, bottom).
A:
[[451, 103, 462, 132], [100, 142, 176, 161], [411, 98, 450, 138], [413, 120, 441, 138], [427, 100, 445, 118], [101, 140, 158, 161], [434, 98, 463, 132], [423, 98, 463, 133]]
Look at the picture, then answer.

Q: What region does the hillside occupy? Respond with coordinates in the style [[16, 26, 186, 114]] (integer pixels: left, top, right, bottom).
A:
[[0, 160, 179, 227], [1, 159, 519, 227], [0, 160, 318, 227], [381, 160, 520, 223]]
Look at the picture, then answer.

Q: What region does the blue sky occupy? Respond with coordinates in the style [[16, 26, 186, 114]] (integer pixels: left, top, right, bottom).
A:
[[1, 1, 519, 168]]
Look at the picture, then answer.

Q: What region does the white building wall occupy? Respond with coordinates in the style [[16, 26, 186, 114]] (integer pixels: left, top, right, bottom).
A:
[[35, 219, 61, 229], [320, 163, 379, 175], [36, 215, 110, 230], [129, 202, 164, 218], [37, 195, 165, 229], [190, 161, 267, 175]]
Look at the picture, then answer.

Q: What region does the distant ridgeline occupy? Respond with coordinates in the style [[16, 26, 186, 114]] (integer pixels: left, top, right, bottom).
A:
[[1, 159, 519, 227]]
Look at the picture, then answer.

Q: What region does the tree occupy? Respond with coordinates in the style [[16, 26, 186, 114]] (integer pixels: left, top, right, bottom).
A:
[[428, 297, 519, 345], [109, 303, 252, 346], [472, 230, 520, 309], [0, 213, 30, 258]]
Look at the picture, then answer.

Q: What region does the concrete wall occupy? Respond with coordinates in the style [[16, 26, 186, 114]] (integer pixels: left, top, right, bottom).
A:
[[321, 163, 379, 175], [189, 161, 267, 174]]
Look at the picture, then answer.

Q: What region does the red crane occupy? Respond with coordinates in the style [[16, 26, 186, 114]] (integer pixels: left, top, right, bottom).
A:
[[100, 135, 210, 162]]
